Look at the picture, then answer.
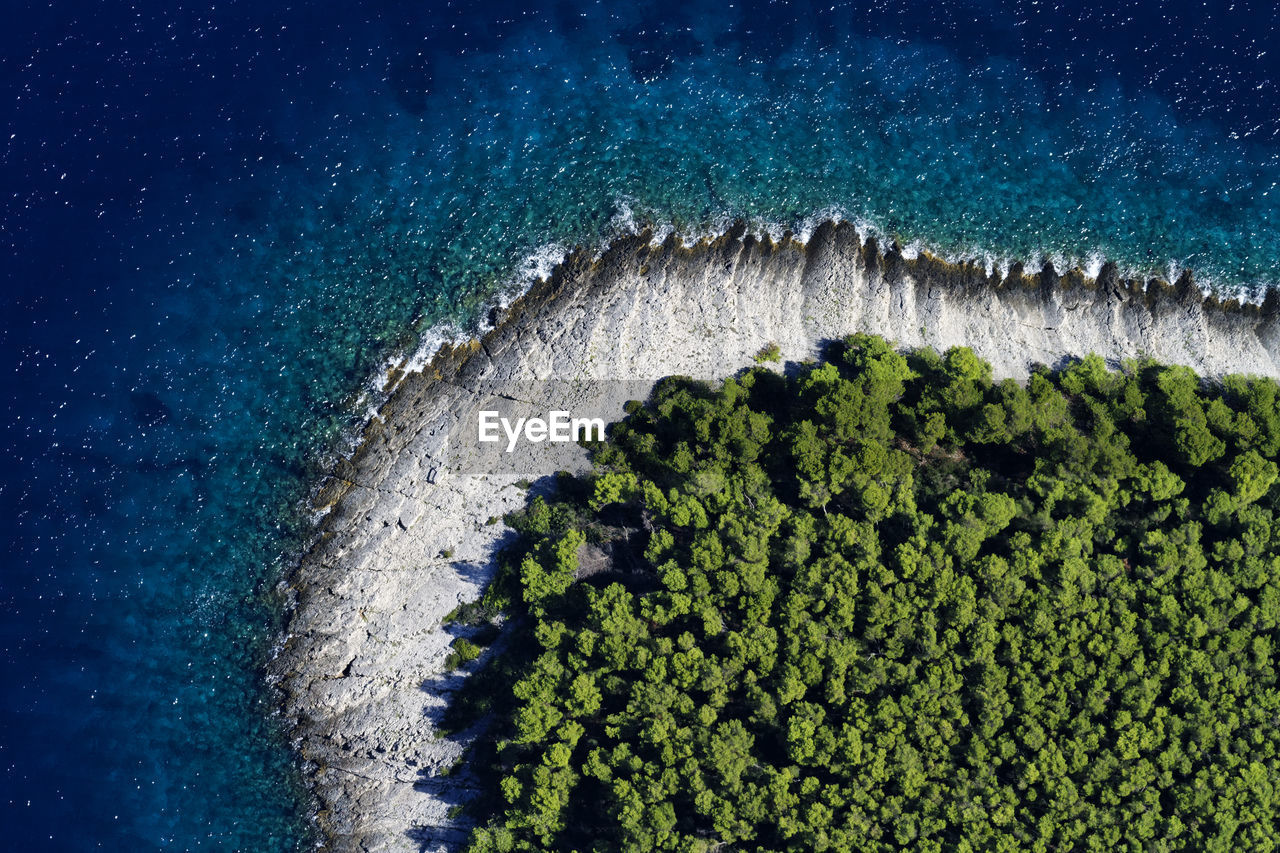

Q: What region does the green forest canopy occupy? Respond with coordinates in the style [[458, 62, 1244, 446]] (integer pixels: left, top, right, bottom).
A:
[[448, 334, 1280, 852]]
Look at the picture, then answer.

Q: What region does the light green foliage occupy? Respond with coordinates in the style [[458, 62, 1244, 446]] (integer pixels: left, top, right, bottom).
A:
[[754, 341, 783, 364], [456, 341, 1280, 852], [520, 529, 584, 611], [590, 471, 639, 510], [1230, 449, 1278, 505], [1133, 460, 1186, 502]]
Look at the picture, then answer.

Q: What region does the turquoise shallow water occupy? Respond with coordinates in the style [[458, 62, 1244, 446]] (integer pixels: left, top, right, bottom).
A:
[[2, 1, 1278, 849]]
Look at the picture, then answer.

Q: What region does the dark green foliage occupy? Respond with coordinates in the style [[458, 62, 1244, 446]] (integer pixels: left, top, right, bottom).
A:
[[459, 336, 1280, 852], [444, 598, 503, 628], [445, 637, 486, 670]]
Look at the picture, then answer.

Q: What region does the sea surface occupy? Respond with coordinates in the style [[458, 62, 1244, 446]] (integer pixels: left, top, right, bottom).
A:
[[2, 0, 1278, 849]]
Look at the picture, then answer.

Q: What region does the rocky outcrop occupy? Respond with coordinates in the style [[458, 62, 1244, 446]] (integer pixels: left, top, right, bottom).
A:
[[270, 221, 1280, 852]]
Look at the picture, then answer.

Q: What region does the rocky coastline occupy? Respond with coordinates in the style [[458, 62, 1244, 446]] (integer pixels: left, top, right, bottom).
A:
[[269, 220, 1280, 852]]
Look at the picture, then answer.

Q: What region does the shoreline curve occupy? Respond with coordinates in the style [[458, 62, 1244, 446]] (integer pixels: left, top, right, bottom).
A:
[[268, 219, 1280, 852]]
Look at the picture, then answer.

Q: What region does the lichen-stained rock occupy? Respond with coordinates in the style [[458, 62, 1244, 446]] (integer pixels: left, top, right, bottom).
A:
[[269, 221, 1280, 852]]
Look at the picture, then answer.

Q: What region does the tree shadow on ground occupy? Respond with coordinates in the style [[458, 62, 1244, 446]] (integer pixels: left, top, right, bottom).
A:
[[403, 473, 560, 852]]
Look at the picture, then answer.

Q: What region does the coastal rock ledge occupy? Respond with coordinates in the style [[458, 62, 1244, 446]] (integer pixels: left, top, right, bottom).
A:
[[270, 221, 1280, 852]]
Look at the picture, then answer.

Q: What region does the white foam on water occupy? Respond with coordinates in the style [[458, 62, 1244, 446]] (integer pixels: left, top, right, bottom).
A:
[[1046, 250, 1071, 273], [609, 197, 639, 236], [975, 249, 1001, 278], [309, 502, 334, 526], [370, 352, 403, 395], [758, 219, 790, 244], [375, 238, 573, 399], [357, 215, 1272, 458], [1244, 282, 1270, 305], [648, 223, 674, 246], [517, 242, 570, 286], [1084, 252, 1105, 280], [677, 213, 738, 247], [403, 323, 468, 375], [847, 215, 897, 249], [795, 206, 847, 243]]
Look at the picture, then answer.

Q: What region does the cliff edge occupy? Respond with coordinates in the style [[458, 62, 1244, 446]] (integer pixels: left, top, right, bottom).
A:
[[270, 221, 1280, 852]]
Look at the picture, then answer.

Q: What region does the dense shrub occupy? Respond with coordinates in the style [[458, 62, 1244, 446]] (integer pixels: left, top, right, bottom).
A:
[[458, 335, 1280, 852]]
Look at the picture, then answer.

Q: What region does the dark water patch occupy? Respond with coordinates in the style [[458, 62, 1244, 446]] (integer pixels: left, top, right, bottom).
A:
[[618, 25, 703, 83]]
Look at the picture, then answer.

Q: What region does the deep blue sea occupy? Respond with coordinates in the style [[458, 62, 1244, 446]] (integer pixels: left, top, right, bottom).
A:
[[2, 1, 1278, 849]]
